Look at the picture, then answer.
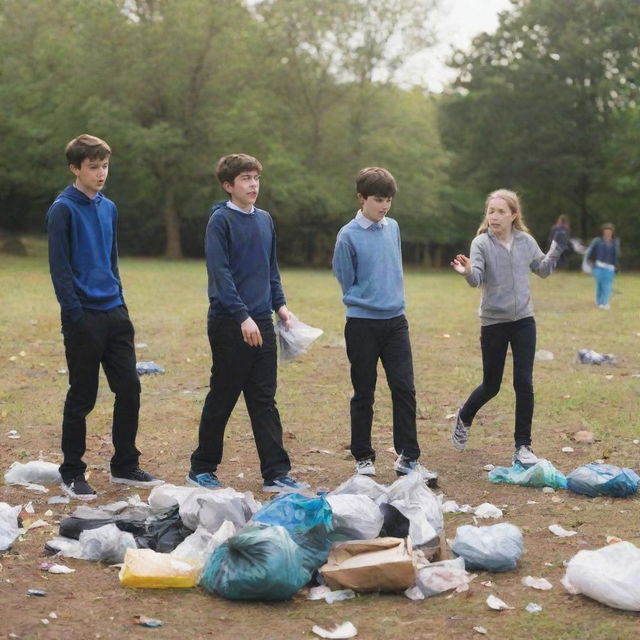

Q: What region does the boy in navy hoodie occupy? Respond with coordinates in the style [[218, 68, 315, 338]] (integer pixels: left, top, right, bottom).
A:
[[332, 167, 437, 485], [186, 153, 308, 493], [47, 134, 162, 500]]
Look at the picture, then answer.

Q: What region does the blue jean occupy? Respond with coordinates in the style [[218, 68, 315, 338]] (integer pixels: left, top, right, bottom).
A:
[[593, 266, 615, 306], [459, 317, 536, 447]]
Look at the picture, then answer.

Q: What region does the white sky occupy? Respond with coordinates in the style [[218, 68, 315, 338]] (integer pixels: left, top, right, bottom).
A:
[[401, 0, 514, 91]]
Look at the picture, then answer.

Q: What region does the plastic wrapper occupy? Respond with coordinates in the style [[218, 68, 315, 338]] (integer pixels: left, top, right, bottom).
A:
[[567, 464, 639, 498], [0, 502, 22, 551], [46, 524, 137, 564], [562, 541, 640, 611], [136, 361, 165, 374], [577, 349, 615, 365], [326, 494, 384, 541], [451, 523, 523, 572], [4, 460, 61, 486], [488, 459, 568, 489], [275, 315, 323, 361], [200, 523, 310, 600], [405, 557, 472, 599], [119, 547, 200, 588], [170, 522, 236, 567]]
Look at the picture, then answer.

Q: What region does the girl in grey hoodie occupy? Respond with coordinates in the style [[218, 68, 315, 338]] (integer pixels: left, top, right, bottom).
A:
[[450, 189, 565, 467]]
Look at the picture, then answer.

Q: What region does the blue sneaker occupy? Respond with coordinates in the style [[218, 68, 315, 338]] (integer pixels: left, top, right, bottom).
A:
[[185, 471, 223, 489], [262, 475, 310, 493], [394, 455, 439, 488]]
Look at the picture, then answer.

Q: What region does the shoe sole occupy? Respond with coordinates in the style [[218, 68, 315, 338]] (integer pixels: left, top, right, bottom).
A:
[[59, 483, 97, 501], [184, 474, 223, 489], [109, 475, 164, 487]]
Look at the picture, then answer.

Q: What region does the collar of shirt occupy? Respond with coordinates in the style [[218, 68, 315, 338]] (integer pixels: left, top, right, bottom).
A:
[[227, 200, 255, 215], [355, 210, 388, 229]]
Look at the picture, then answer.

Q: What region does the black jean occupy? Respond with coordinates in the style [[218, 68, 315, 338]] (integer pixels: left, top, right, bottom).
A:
[[459, 316, 536, 447], [345, 315, 420, 462], [190, 317, 291, 481], [60, 306, 141, 481]]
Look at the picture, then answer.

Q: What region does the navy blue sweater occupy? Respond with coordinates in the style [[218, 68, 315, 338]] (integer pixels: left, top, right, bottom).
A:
[[46, 186, 123, 322], [206, 202, 286, 322]]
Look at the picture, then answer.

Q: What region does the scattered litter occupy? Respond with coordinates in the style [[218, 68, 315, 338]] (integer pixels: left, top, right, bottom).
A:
[[57, 369, 67, 374], [275, 314, 323, 362], [44, 510, 53, 517], [0, 503, 22, 551], [535, 350, 554, 361], [562, 447, 574, 453], [633, 440, 639, 445], [481, 580, 493, 587], [526, 500, 537, 505], [445, 413, 457, 420], [474, 503, 503, 519], [473, 626, 488, 634], [542, 487, 555, 494], [577, 349, 615, 365], [48, 496, 70, 505], [562, 541, 640, 611], [549, 524, 577, 537], [24, 502, 35, 514], [483, 464, 495, 472], [567, 463, 639, 498], [486, 594, 514, 610], [4, 460, 61, 487], [40, 562, 75, 574], [135, 343, 148, 349], [25, 519, 50, 531], [120, 548, 200, 589], [308, 586, 356, 603], [441, 500, 473, 514], [451, 523, 523, 572], [405, 557, 473, 600], [135, 616, 162, 628], [489, 460, 567, 489], [40, 619, 49, 626], [136, 361, 165, 375], [606, 536, 622, 544], [522, 576, 552, 590], [526, 603, 543, 613], [311, 622, 358, 639], [27, 589, 47, 597], [48, 612, 57, 620], [7, 430, 20, 439], [47, 524, 137, 564]]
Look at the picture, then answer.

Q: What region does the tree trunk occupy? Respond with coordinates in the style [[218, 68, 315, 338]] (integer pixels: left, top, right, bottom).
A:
[[163, 187, 182, 259]]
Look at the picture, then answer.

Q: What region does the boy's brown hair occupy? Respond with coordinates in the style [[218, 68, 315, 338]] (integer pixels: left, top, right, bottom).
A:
[[65, 134, 111, 168], [215, 153, 263, 186], [355, 167, 397, 198]]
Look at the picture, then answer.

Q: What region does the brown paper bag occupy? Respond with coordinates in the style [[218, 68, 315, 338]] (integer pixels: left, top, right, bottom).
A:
[[320, 537, 416, 592]]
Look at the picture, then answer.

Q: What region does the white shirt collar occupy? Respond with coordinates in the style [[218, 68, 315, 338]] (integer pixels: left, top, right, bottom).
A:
[[355, 210, 388, 229], [227, 200, 255, 215]]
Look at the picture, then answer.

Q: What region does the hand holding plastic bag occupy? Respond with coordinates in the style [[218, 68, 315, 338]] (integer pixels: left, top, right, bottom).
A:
[[275, 314, 323, 361]]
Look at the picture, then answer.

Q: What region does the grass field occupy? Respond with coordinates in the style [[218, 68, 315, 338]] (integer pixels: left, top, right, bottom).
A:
[[1, 249, 639, 639]]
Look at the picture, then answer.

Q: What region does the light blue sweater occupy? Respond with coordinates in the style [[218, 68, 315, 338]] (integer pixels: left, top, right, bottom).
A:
[[332, 215, 405, 319]]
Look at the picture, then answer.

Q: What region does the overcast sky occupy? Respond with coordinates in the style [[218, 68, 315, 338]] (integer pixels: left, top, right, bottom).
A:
[[403, 0, 514, 91]]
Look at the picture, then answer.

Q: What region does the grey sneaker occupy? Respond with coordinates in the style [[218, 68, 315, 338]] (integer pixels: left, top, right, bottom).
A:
[[393, 455, 438, 488], [451, 410, 470, 450], [513, 445, 539, 467], [355, 458, 376, 476], [60, 475, 97, 501], [110, 468, 164, 487]]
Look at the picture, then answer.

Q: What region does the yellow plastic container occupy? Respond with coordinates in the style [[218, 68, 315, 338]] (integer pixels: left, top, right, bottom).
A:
[[119, 548, 200, 589]]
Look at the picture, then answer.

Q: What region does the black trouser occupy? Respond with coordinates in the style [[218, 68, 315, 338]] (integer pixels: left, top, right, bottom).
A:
[[459, 316, 536, 447], [60, 306, 141, 481], [190, 317, 291, 481], [345, 315, 420, 462]]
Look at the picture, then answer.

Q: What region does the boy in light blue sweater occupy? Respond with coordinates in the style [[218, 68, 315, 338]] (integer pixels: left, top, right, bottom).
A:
[[332, 167, 437, 485]]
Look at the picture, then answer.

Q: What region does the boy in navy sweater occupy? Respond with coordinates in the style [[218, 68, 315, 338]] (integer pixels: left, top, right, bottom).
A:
[[332, 167, 437, 485], [186, 153, 308, 493], [47, 134, 162, 500]]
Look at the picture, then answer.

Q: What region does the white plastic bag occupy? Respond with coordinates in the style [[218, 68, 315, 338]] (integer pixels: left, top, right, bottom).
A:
[[326, 494, 384, 541], [171, 521, 236, 567], [0, 502, 22, 551], [562, 541, 640, 611], [451, 523, 523, 572], [275, 314, 323, 361], [329, 475, 388, 502], [4, 460, 61, 486], [406, 557, 472, 599]]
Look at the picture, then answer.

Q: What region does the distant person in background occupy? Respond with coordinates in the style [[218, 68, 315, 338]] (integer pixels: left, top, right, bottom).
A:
[[547, 214, 573, 268], [46, 134, 162, 500], [450, 189, 566, 467], [584, 223, 620, 310]]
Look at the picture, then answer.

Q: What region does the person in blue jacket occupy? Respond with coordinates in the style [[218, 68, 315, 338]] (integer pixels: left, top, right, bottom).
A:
[[46, 134, 162, 500], [584, 223, 620, 310], [332, 167, 438, 486], [186, 153, 309, 493]]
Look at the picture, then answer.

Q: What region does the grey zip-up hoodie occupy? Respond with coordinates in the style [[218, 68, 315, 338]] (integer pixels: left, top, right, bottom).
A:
[[465, 229, 563, 326]]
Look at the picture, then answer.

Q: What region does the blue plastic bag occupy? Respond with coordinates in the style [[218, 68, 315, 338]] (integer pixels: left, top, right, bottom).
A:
[[488, 459, 568, 489], [251, 493, 333, 571], [451, 523, 523, 572], [566, 464, 639, 498], [199, 523, 310, 600]]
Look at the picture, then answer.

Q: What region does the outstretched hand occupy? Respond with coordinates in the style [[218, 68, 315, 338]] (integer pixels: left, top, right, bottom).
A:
[[451, 254, 471, 275]]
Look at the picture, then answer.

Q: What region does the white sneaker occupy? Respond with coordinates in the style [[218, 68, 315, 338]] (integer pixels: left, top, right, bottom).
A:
[[355, 458, 376, 476], [394, 455, 438, 487], [513, 445, 539, 467]]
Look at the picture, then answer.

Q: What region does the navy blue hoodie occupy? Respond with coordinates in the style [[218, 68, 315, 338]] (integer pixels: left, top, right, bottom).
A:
[[206, 201, 286, 323], [46, 185, 123, 322]]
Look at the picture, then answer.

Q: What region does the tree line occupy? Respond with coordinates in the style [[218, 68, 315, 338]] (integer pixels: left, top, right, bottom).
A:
[[1, 0, 638, 265]]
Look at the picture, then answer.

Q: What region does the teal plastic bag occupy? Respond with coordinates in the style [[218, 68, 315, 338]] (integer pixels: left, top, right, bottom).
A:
[[567, 464, 639, 497], [488, 459, 568, 489], [199, 523, 309, 600]]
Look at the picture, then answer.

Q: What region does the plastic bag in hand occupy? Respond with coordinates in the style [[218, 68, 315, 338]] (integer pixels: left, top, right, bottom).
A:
[[562, 541, 640, 611], [451, 523, 523, 572], [567, 463, 639, 498], [275, 314, 323, 361]]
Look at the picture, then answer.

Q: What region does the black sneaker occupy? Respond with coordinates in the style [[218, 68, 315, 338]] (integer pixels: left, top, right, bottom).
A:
[[60, 475, 97, 501], [110, 468, 164, 487]]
